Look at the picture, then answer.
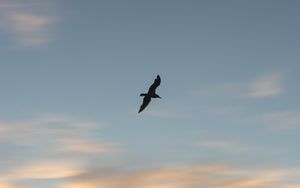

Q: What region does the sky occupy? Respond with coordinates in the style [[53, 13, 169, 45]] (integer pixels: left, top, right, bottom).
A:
[[0, 0, 300, 187]]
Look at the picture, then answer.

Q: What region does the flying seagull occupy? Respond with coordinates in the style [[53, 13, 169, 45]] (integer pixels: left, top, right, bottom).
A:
[[138, 75, 161, 113]]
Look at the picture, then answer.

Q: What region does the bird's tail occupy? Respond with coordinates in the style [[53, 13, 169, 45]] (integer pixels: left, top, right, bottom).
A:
[[140, 93, 147, 96]]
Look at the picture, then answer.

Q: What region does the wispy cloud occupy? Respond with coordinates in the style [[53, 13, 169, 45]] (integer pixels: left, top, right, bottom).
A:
[[0, 0, 56, 47], [6, 12, 53, 46], [61, 164, 300, 188], [0, 114, 121, 187], [196, 139, 248, 153], [247, 73, 284, 98], [0, 183, 28, 188], [0, 160, 81, 181], [0, 114, 118, 154], [3, 114, 298, 188], [0, 161, 300, 188], [196, 72, 285, 99], [60, 139, 117, 153], [262, 111, 300, 129], [0, 114, 100, 145]]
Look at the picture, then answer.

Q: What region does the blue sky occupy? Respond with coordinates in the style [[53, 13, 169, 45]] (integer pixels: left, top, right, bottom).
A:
[[0, 0, 300, 187]]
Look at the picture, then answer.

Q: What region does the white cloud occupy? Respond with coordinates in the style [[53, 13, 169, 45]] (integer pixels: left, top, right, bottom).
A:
[[7, 12, 53, 46], [247, 73, 283, 98], [196, 72, 284, 99], [0, 0, 56, 47]]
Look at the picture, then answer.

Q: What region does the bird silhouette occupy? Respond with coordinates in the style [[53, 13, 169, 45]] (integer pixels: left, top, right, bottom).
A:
[[138, 75, 161, 113]]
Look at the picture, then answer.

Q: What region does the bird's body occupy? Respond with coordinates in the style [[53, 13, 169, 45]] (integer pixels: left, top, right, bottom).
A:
[[138, 75, 161, 113]]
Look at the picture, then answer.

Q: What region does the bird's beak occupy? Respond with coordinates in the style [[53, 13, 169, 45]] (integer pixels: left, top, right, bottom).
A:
[[159, 96, 162, 99]]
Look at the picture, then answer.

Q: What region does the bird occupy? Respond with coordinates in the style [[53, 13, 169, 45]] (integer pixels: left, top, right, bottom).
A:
[[138, 75, 161, 113]]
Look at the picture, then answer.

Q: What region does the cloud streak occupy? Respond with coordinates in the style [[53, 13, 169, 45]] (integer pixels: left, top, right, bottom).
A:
[[0, 183, 28, 188], [1, 162, 299, 188], [196, 139, 248, 153], [61, 164, 300, 188], [197, 72, 284, 99], [262, 111, 300, 129], [0, 114, 121, 187], [247, 73, 283, 98], [60, 139, 116, 153], [0, 0, 56, 47], [7, 12, 53, 46], [0, 115, 299, 187], [0, 114, 117, 154], [1, 160, 81, 181]]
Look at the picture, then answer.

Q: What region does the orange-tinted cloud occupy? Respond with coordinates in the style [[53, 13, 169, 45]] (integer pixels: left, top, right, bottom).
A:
[[61, 164, 300, 188], [60, 139, 116, 153], [0, 183, 28, 188], [0, 160, 85, 182]]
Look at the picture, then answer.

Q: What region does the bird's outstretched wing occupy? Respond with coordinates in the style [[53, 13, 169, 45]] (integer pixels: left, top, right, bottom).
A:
[[148, 75, 161, 94], [138, 96, 151, 113]]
